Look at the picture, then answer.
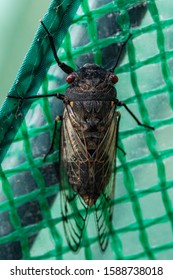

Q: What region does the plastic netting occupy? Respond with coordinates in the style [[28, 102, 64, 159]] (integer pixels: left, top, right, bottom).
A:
[[0, 0, 173, 260]]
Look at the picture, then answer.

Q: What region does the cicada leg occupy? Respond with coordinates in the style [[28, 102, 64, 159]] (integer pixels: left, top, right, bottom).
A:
[[116, 100, 154, 130], [43, 115, 63, 161]]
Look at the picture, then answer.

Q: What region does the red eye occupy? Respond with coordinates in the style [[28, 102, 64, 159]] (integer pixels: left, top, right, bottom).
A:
[[66, 73, 75, 83], [110, 74, 118, 84]]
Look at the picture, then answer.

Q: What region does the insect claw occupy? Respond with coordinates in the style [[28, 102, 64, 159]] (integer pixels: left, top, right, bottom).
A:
[[142, 124, 155, 130], [43, 154, 47, 162], [43, 147, 54, 161], [8, 95, 23, 100], [117, 145, 126, 156]]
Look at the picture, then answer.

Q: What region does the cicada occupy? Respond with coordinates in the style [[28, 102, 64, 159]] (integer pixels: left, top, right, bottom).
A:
[[60, 63, 119, 251], [9, 21, 154, 252]]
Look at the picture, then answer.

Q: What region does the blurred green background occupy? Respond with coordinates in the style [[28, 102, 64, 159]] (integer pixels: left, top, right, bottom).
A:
[[0, 0, 50, 106]]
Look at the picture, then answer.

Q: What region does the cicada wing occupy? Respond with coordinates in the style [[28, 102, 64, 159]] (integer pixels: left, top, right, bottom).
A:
[[94, 111, 118, 251], [60, 107, 88, 251], [60, 104, 118, 251], [60, 159, 88, 251], [94, 169, 115, 251]]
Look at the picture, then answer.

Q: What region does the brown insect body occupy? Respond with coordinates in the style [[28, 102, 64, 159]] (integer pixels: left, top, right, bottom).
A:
[[58, 63, 120, 251]]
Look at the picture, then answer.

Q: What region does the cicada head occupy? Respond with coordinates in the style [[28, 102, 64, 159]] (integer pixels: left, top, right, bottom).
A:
[[66, 63, 118, 94]]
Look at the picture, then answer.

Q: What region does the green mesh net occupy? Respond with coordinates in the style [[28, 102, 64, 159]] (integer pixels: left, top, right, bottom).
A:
[[0, 0, 173, 260]]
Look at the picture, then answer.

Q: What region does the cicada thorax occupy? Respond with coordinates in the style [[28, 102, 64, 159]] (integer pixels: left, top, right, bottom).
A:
[[62, 87, 117, 206]]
